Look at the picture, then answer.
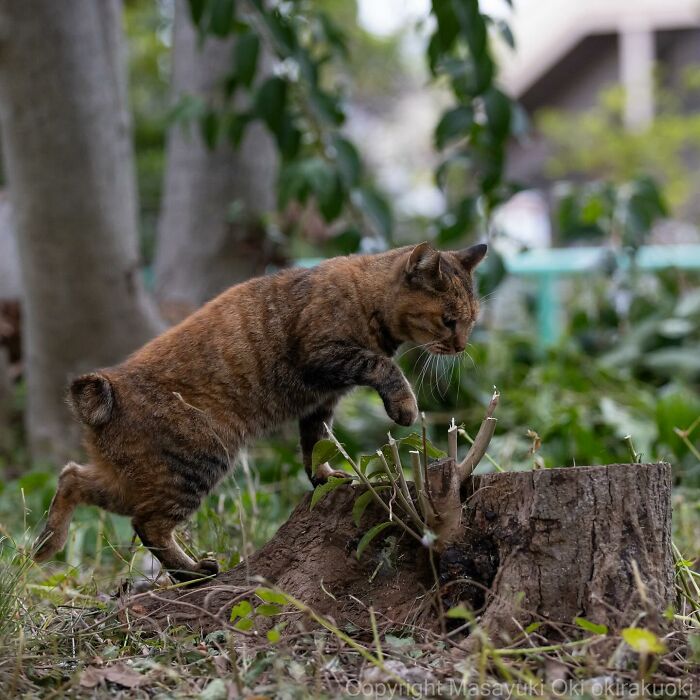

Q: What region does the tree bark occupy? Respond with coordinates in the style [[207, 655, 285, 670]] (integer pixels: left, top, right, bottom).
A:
[[0, 0, 161, 462], [128, 462, 673, 645], [0, 346, 11, 451], [154, 0, 278, 313]]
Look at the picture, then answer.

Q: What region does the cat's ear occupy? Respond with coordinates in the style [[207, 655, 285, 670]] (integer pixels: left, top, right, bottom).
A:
[[456, 243, 488, 272], [405, 242, 442, 286]]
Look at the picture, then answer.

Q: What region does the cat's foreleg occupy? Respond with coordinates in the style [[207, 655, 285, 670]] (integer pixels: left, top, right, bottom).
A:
[[301, 345, 418, 428], [299, 400, 347, 486]]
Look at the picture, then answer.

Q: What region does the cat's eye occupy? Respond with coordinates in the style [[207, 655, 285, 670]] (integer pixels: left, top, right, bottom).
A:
[[442, 316, 457, 330]]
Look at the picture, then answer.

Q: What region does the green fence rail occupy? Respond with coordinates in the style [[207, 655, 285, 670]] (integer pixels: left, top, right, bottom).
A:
[[505, 244, 700, 346]]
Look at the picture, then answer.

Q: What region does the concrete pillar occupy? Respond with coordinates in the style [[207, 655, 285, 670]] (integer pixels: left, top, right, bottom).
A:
[[619, 20, 655, 130]]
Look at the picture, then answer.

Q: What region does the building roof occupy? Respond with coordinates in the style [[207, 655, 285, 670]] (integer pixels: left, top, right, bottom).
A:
[[498, 0, 700, 97]]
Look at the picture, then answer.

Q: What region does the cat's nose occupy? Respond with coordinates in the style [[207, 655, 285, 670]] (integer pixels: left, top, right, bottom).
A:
[[453, 338, 466, 353]]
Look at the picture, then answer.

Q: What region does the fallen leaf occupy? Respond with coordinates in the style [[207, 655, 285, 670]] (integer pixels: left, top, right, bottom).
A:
[[79, 663, 147, 689]]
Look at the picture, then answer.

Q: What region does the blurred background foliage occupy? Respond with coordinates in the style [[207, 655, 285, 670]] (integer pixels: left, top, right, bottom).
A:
[[540, 70, 700, 217]]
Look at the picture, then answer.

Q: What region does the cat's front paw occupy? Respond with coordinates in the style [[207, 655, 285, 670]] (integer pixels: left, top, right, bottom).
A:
[[385, 392, 418, 426]]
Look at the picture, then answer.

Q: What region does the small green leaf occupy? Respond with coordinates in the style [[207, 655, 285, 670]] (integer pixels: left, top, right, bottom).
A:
[[360, 454, 380, 474], [277, 115, 302, 160], [326, 227, 362, 256], [352, 487, 388, 527], [400, 433, 446, 459], [233, 32, 259, 87], [318, 11, 348, 56], [357, 186, 392, 240], [435, 106, 473, 149], [311, 438, 338, 469], [310, 476, 351, 510], [255, 588, 287, 605], [356, 521, 393, 559], [574, 617, 608, 635], [255, 76, 287, 136], [234, 617, 254, 631], [309, 88, 345, 126], [187, 0, 207, 27], [267, 624, 287, 644], [229, 599, 252, 621], [200, 110, 219, 149], [333, 136, 361, 187], [208, 0, 234, 37], [256, 604, 282, 617], [446, 604, 473, 620], [689, 632, 700, 662], [483, 88, 512, 138], [621, 627, 666, 654], [225, 112, 251, 146], [524, 622, 541, 634], [314, 168, 345, 222]]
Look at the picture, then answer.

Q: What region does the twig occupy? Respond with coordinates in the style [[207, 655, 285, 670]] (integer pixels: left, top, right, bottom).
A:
[[448, 419, 458, 461], [388, 432, 415, 511], [457, 389, 499, 481], [324, 424, 422, 543], [410, 450, 435, 523], [377, 450, 424, 531]]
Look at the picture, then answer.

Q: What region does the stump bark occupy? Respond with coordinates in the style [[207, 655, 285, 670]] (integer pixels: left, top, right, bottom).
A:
[[130, 461, 673, 644]]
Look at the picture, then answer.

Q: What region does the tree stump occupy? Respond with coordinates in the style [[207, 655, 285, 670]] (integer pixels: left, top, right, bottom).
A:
[[129, 460, 673, 645]]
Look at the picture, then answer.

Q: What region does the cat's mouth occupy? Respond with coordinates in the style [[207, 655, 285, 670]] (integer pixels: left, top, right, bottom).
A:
[[428, 343, 460, 356]]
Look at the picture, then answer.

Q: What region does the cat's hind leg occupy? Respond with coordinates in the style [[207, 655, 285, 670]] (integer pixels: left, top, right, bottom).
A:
[[34, 461, 114, 562], [131, 517, 219, 583]]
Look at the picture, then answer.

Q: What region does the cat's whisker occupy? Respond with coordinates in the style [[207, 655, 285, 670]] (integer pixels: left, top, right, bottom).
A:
[[416, 351, 431, 398], [456, 361, 462, 406], [462, 350, 476, 369], [435, 356, 444, 399], [440, 356, 453, 399], [411, 348, 428, 379], [429, 355, 440, 402], [395, 340, 433, 362]]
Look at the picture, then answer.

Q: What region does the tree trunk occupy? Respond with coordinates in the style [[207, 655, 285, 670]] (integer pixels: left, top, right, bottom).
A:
[[0, 0, 162, 463], [128, 461, 673, 645], [154, 0, 278, 313], [0, 346, 11, 451]]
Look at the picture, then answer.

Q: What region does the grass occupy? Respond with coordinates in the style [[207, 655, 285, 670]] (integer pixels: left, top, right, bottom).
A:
[[0, 407, 698, 699]]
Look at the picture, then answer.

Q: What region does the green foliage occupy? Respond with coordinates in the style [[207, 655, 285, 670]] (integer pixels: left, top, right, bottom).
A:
[[574, 617, 608, 636], [552, 176, 667, 248], [180, 0, 391, 247], [356, 521, 394, 559], [309, 476, 351, 509], [181, 0, 523, 252], [539, 74, 700, 216], [402, 273, 700, 486], [430, 0, 524, 245], [622, 627, 667, 655]]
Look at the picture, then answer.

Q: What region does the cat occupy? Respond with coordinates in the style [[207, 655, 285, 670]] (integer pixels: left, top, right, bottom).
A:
[[34, 242, 487, 581]]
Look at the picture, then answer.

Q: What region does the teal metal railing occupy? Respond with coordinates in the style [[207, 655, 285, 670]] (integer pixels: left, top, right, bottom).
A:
[[504, 244, 700, 346]]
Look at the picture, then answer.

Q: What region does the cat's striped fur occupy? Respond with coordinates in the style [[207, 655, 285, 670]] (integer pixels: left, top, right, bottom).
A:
[[34, 242, 487, 580]]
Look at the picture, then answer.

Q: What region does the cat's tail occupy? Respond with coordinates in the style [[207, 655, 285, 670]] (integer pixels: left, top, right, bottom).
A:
[[67, 372, 114, 426]]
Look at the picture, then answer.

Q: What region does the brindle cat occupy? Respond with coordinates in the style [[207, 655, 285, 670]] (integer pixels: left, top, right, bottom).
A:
[[34, 242, 487, 580]]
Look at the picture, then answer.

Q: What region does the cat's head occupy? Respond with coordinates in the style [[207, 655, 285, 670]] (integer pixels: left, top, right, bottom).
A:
[[392, 242, 487, 355]]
